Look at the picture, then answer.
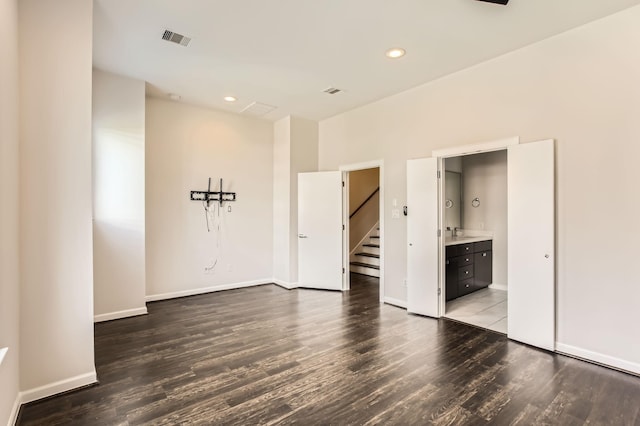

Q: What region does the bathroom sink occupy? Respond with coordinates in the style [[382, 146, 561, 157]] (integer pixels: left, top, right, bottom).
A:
[[445, 235, 492, 246]]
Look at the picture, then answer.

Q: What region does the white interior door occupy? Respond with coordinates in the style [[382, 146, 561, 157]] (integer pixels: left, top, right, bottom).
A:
[[407, 158, 440, 317], [298, 171, 343, 290], [508, 140, 555, 351]]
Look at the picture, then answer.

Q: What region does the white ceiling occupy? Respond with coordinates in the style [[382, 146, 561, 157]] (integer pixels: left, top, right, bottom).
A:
[[93, 0, 640, 121]]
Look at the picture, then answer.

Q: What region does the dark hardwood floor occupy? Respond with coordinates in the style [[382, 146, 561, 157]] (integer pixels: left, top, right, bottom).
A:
[[18, 273, 640, 425]]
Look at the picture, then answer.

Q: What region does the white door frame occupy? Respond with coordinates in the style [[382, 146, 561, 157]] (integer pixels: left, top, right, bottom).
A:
[[339, 160, 384, 302], [432, 137, 520, 316]]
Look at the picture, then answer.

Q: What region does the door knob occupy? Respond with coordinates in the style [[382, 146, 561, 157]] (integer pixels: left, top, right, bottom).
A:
[[545, 254, 550, 258], [298, 234, 308, 238]]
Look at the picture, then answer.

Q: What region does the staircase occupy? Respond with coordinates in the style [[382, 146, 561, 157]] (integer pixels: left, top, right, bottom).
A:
[[350, 226, 380, 277]]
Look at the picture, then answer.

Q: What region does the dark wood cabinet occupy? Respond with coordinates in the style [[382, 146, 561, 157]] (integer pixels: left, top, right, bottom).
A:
[[474, 250, 492, 289], [445, 256, 458, 301], [445, 240, 492, 301]]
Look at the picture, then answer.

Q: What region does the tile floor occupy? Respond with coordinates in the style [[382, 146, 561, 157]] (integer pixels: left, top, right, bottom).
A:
[[444, 288, 507, 333]]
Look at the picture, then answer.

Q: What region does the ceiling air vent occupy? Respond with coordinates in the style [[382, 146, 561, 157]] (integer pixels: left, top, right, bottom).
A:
[[323, 87, 342, 95], [241, 101, 277, 117], [476, 0, 509, 4], [161, 30, 191, 47]]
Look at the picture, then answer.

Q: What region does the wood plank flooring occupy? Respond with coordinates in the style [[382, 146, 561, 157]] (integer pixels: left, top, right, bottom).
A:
[[17, 274, 640, 425]]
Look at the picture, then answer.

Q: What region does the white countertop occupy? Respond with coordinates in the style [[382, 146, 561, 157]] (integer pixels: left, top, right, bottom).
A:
[[445, 235, 492, 246]]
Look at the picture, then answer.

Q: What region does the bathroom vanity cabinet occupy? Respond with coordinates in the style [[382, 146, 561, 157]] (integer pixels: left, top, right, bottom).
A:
[[445, 239, 492, 301]]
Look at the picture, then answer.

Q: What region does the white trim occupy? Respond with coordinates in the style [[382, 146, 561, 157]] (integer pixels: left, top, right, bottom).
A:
[[145, 279, 272, 302], [339, 159, 385, 302], [339, 160, 382, 172], [437, 156, 445, 318], [342, 171, 350, 291], [488, 283, 508, 291], [434, 136, 520, 327], [7, 392, 20, 426], [273, 279, 298, 290], [20, 371, 97, 405], [556, 343, 640, 376], [0, 347, 7, 366], [384, 297, 407, 309], [93, 307, 148, 323], [432, 136, 520, 158]]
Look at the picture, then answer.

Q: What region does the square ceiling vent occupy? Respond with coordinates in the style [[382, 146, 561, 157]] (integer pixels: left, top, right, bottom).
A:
[[162, 30, 191, 47], [241, 102, 277, 117]]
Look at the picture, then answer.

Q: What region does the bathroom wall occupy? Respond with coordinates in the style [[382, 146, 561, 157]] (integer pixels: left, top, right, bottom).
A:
[[462, 151, 508, 287]]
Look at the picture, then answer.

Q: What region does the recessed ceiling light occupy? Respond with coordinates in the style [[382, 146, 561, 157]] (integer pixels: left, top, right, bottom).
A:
[[168, 93, 181, 101], [224, 96, 237, 102], [385, 48, 406, 59]]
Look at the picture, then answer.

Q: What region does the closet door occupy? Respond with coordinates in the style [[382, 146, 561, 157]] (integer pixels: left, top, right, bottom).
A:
[[508, 140, 555, 351], [406, 157, 440, 317]]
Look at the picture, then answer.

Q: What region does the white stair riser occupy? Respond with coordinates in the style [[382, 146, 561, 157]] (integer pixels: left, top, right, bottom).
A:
[[361, 246, 380, 255], [353, 255, 380, 266], [350, 264, 380, 277], [349, 252, 380, 263]]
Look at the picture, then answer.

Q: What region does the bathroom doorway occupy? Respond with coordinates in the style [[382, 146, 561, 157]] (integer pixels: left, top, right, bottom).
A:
[[442, 152, 508, 333], [407, 137, 556, 351]]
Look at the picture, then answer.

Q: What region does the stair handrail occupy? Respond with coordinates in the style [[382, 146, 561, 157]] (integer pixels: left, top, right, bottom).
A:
[[350, 187, 380, 219]]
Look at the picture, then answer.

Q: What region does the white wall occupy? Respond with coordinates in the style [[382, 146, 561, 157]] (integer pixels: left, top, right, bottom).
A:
[[319, 6, 640, 372], [273, 117, 292, 283], [93, 69, 146, 321], [288, 117, 319, 284], [272, 116, 319, 287], [19, 0, 96, 396], [146, 98, 274, 299], [462, 151, 508, 287], [349, 168, 379, 215], [0, 0, 20, 422], [349, 168, 380, 250]]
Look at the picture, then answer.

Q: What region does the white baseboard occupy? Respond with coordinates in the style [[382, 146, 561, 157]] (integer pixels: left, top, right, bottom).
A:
[[19, 370, 97, 405], [383, 297, 407, 309], [273, 279, 298, 290], [145, 279, 272, 302], [556, 343, 640, 376], [94, 307, 148, 323], [7, 392, 20, 426], [489, 283, 508, 291]]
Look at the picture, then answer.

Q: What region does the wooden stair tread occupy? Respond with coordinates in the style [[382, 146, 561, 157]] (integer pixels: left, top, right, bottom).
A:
[[355, 252, 379, 258], [363, 243, 380, 248]]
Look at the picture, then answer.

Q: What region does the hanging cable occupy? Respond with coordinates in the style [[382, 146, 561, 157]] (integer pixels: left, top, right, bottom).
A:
[[204, 199, 223, 273], [203, 200, 211, 232]]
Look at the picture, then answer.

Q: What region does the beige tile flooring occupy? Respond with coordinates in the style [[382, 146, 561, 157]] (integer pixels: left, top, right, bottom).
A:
[[444, 288, 507, 334]]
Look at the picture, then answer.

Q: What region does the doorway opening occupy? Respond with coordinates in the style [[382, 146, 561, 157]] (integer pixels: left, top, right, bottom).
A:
[[340, 162, 384, 301], [407, 137, 555, 350], [441, 152, 507, 333]]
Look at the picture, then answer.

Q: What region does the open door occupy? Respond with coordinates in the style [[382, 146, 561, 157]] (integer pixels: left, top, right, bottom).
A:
[[407, 158, 440, 317], [508, 140, 555, 351], [298, 171, 343, 290]]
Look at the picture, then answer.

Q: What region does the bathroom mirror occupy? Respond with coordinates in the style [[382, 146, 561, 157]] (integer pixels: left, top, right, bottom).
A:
[[445, 171, 462, 231]]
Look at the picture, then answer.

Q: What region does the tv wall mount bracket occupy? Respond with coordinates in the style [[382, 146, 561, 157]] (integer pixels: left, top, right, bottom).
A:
[[190, 177, 236, 206]]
